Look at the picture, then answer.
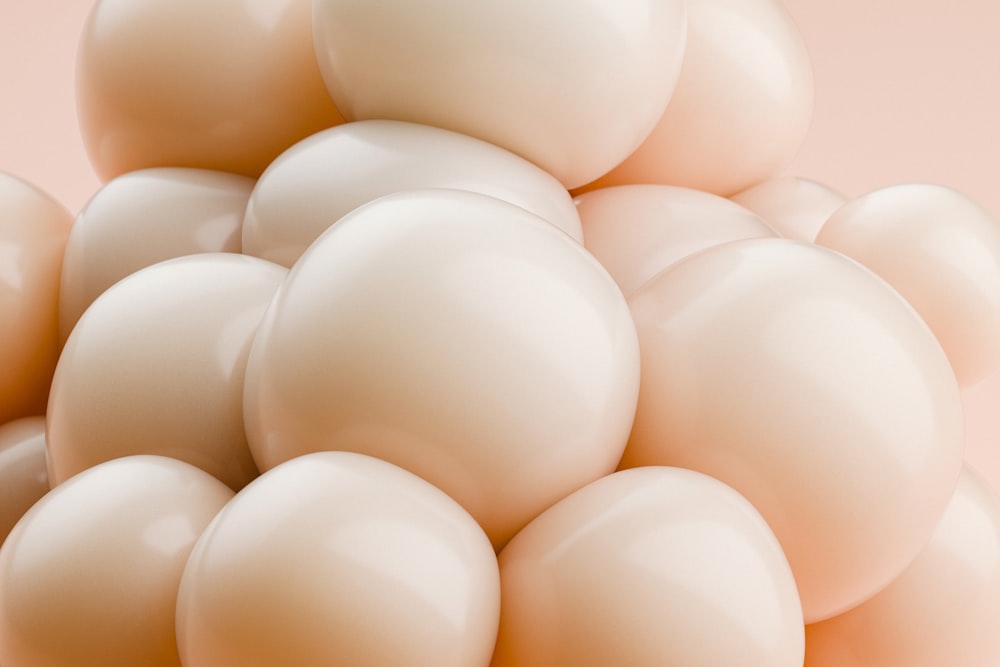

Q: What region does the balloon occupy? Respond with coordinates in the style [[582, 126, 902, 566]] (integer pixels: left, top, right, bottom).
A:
[[731, 176, 847, 242], [59, 167, 253, 341], [492, 467, 804, 667], [244, 189, 640, 549], [311, 0, 686, 189], [243, 120, 583, 268], [47, 254, 287, 491], [0, 172, 73, 424], [579, 0, 814, 196], [621, 238, 964, 623], [0, 417, 48, 547], [0, 455, 233, 667], [76, 0, 344, 181], [963, 366, 1000, 495], [576, 184, 776, 297], [176, 451, 499, 667], [816, 183, 1000, 386], [805, 467, 1000, 667]]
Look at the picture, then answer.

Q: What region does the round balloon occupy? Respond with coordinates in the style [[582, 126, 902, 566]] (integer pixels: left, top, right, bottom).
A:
[[0, 455, 233, 667], [244, 189, 640, 549], [176, 451, 499, 667], [622, 237, 964, 623], [312, 0, 687, 188], [731, 176, 847, 242], [0, 417, 48, 547]]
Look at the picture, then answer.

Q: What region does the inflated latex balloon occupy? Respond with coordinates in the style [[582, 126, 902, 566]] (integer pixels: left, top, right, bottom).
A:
[[0, 455, 234, 667], [244, 189, 640, 548], [312, 0, 686, 189], [622, 238, 964, 623], [731, 176, 847, 242], [0, 172, 73, 425], [47, 254, 287, 491], [243, 120, 583, 268], [0, 417, 48, 546], [805, 467, 1000, 667], [176, 451, 500, 667], [77, 0, 344, 181], [963, 366, 1000, 494], [492, 467, 804, 667], [576, 184, 776, 297], [579, 0, 813, 196], [60, 167, 253, 341], [817, 183, 1000, 386]]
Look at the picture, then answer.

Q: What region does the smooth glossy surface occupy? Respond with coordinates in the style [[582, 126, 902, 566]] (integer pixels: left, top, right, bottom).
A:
[[0, 172, 72, 424], [312, 0, 686, 189], [47, 254, 287, 491], [622, 238, 964, 623], [176, 451, 500, 667], [731, 175, 847, 241], [580, 0, 813, 196], [577, 184, 776, 296], [77, 0, 344, 181], [0, 456, 233, 667], [0, 417, 48, 547], [817, 183, 1000, 386], [492, 467, 804, 667], [60, 167, 253, 341], [243, 120, 583, 268], [244, 189, 640, 549], [805, 467, 1000, 666]]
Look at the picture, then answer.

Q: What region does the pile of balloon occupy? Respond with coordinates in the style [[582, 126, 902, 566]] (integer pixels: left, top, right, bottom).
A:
[[3, 0, 1000, 665]]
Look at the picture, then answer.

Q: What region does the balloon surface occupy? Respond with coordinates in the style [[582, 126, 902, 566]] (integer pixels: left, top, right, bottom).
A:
[[492, 466, 804, 667], [0, 417, 48, 547], [0, 456, 233, 667], [176, 451, 500, 667], [47, 254, 287, 490], [244, 189, 640, 548], [312, 0, 687, 188], [731, 175, 847, 241], [243, 120, 583, 268], [622, 237, 964, 623]]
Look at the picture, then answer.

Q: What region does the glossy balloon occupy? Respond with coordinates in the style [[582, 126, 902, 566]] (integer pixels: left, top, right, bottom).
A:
[[243, 120, 583, 268], [77, 0, 344, 180], [817, 183, 1000, 386], [576, 184, 776, 297], [0, 173, 73, 424], [60, 167, 253, 341], [176, 451, 499, 667], [47, 254, 287, 490], [244, 189, 640, 548], [731, 176, 847, 242], [312, 0, 686, 189], [0, 456, 233, 667], [492, 467, 804, 667], [805, 467, 1000, 667], [580, 0, 814, 196], [0, 417, 48, 547], [622, 238, 964, 623]]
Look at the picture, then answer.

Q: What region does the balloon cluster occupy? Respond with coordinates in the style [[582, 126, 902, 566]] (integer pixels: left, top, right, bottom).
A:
[[2, 0, 1000, 665]]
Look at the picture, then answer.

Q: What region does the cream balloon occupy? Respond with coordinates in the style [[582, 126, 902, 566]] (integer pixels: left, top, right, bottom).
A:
[[244, 189, 640, 549], [176, 451, 499, 667], [60, 167, 253, 341], [622, 238, 964, 623], [0, 417, 48, 547], [312, 0, 686, 189], [805, 467, 1000, 667], [576, 184, 776, 297], [0, 172, 72, 424], [0, 455, 234, 667], [47, 254, 287, 491], [243, 120, 583, 268], [580, 0, 814, 196], [77, 0, 344, 181], [817, 183, 1000, 386], [492, 467, 804, 667], [731, 176, 847, 242], [962, 365, 1000, 494]]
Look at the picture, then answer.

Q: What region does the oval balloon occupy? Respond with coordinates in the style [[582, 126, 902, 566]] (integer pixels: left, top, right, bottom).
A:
[[0, 417, 48, 547]]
